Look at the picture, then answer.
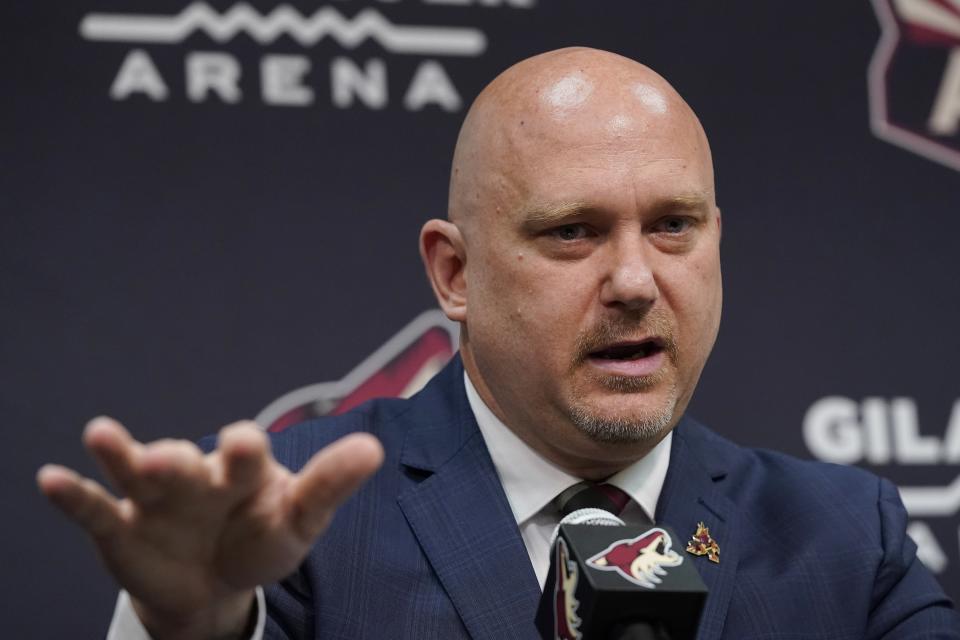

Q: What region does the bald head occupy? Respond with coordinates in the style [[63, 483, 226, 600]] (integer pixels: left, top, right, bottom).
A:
[[448, 47, 714, 231], [421, 47, 723, 477]]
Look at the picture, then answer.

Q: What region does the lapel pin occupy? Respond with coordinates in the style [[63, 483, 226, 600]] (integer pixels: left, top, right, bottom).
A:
[[685, 521, 720, 564]]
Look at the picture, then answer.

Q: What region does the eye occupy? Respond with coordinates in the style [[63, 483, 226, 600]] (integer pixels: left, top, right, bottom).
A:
[[654, 216, 693, 234], [550, 224, 589, 241]]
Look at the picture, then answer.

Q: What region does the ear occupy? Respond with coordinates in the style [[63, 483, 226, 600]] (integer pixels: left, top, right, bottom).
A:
[[419, 219, 467, 322], [715, 206, 722, 242]]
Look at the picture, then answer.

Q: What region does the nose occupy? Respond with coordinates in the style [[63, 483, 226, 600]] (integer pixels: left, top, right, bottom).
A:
[[599, 236, 659, 312]]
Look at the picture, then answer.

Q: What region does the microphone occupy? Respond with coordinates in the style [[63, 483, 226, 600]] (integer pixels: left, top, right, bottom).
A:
[[535, 511, 708, 640]]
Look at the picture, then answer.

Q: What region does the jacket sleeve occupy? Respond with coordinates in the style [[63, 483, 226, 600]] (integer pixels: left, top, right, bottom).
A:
[[865, 478, 960, 638], [263, 566, 316, 639]]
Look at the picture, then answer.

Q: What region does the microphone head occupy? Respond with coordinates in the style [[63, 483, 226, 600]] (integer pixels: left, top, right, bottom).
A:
[[548, 508, 625, 547], [535, 523, 708, 640]]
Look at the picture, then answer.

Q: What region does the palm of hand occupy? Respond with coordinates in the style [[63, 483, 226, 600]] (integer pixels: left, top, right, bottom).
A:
[[38, 418, 383, 636]]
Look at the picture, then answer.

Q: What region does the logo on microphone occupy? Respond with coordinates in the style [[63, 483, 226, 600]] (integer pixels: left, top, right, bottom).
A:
[[586, 527, 683, 589], [552, 537, 583, 640]]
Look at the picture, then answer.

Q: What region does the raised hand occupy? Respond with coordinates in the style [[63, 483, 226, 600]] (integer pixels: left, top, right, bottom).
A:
[[37, 417, 384, 640]]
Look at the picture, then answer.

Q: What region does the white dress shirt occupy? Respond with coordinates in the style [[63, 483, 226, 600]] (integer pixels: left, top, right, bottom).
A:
[[108, 371, 672, 638], [463, 372, 672, 588], [107, 587, 266, 640]]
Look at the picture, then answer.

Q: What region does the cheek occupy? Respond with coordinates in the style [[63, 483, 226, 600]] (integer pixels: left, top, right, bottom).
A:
[[476, 253, 529, 314], [663, 252, 722, 351], [517, 260, 598, 337], [471, 253, 592, 365], [699, 253, 723, 327], [479, 251, 566, 312], [468, 249, 540, 351]]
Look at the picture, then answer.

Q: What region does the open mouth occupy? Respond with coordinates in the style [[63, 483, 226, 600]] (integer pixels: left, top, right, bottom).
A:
[[588, 338, 665, 361]]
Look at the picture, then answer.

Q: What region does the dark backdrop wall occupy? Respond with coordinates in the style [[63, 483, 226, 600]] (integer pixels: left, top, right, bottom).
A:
[[3, 1, 959, 636]]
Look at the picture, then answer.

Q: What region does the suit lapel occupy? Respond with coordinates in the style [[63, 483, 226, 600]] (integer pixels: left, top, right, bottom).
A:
[[656, 419, 740, 640], [396, 358, 542, 640]]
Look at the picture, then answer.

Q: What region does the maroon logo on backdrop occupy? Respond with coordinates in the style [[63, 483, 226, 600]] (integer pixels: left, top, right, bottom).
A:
[[869, 0, 960, 171], [255, 310, 458, 432]]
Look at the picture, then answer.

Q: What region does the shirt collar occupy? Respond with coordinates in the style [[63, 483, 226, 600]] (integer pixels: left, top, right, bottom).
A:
[[464, 371, 672, 525]]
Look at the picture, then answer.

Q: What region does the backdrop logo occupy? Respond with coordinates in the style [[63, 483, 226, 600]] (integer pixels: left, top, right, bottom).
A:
[[78, 1, 535, 111], [255, 310, 458, 432], [804, 396, 960, 575], [869, 0, 960, 171]]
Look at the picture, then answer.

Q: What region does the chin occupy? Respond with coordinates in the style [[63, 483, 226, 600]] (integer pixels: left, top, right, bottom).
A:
[[564, 403, 676, 445], [559, 372, 680, 443]]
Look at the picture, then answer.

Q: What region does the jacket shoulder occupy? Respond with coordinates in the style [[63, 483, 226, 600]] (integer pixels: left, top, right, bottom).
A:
[[680, 418, 957, 634], [682, 416, 885, 509], [267, 396, 415, 472]]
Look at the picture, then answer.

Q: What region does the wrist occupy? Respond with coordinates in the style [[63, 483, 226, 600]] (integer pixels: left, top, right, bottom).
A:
[[132, 590, 257, 640]]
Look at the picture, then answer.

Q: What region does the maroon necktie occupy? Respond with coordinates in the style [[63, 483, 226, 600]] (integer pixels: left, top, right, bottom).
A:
[[555, 482, 633, 518]]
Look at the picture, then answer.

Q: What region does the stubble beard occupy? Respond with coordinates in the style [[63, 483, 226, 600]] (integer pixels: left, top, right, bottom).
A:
[[563, 312, 681, 445], [565, 378, 679, 444]]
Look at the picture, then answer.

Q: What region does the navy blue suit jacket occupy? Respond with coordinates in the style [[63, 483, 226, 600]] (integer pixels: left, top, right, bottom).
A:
[[258, 357, 959, 638]]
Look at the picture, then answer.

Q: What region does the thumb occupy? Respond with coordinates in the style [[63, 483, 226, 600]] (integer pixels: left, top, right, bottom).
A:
[[287, 433, 384, 540]]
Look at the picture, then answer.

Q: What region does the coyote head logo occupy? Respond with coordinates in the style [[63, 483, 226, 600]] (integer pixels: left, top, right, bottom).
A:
[[586, 528, 683, 589]]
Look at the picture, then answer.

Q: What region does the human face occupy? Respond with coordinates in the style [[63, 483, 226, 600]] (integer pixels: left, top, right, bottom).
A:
[[459, 85, 722, 470]]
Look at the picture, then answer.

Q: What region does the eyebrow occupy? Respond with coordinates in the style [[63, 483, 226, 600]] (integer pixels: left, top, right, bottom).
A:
[[519, 193, 712, 226], [519, 201, 590, 226], [661, 193, 712, 211]]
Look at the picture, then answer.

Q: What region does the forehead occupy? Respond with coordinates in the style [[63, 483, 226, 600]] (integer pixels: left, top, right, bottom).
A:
[[450, 52, 716, 234], [499, 110, 713, 217]]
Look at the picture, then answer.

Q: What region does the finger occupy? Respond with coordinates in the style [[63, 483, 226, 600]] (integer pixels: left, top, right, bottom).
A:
[[288, 433, 384, 540], [217, 421, 270, 491], [138, 438, 210, 503], [83, 416, 146, 499], [37, 464, 125, 539]]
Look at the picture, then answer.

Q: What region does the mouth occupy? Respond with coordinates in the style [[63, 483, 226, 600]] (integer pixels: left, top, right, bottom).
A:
[[585, 338, 667, 377], [588, 338, 665, 361]]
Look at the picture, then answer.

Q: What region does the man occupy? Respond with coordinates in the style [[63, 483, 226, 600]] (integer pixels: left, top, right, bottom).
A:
[[38, 48, 958, 639]]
